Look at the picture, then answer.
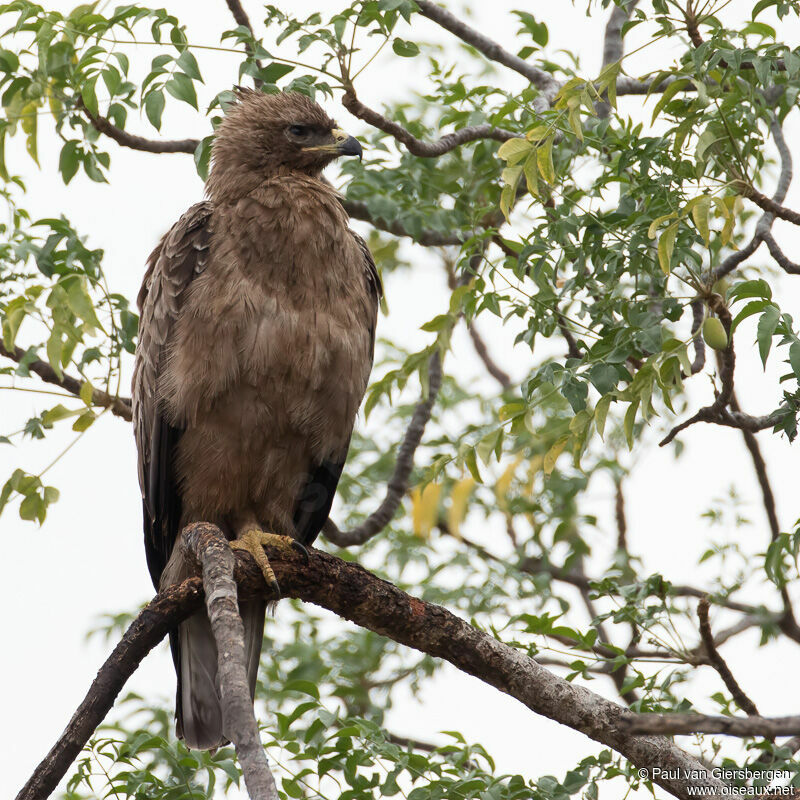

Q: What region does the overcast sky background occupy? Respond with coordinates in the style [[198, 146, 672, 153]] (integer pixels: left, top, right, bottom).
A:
[[2, 1, 799, 798]]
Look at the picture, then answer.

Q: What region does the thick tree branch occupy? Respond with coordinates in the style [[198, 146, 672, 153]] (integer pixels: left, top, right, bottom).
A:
[[623, 714, 800, 737], [0, 342, 132, 421], [324, 352, 442, 547], [81, 104, 199, 154], [182, 524, 278, 799], [15, 579, 204, 800], [341, 87, 519, 157], [23, 532, 728, 800], [697, 597, 760, 717], [741, 185, 800, 227]]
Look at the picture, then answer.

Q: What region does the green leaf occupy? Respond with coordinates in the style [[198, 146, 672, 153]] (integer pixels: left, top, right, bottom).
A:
[[176, 49, 202, 81], [651, 78, 688, 123], [623, 398, 639, 449], [19, 492, 43, 522], [194, 135, 213, 181], [42, 404, 80, 425], [756, 304, 780, 367], [392, 38, 419, 57], [144, 90, 165, 131], [283, 679, 320, 700], [64, 277, 101, 330], [257, 61, 294, 84], [657, 223, 677, 275], [2, 296, 27, 349], [165, 73, 198, 109], [72, 410, 96, 431], [594, 395, 612, 440], [789, 340, 800, 379], [81, 75, 99, 117], [58, 141, 81, 184]]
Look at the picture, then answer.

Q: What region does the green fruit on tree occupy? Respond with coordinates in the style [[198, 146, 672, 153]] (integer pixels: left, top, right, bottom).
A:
[[702, 316, 728, 350]]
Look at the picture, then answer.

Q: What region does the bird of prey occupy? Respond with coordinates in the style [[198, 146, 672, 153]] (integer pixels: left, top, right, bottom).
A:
[[132, 89, 380, 750]]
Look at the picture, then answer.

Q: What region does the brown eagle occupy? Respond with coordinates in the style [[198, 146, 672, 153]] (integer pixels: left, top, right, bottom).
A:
[[132, 90, 380, 750]]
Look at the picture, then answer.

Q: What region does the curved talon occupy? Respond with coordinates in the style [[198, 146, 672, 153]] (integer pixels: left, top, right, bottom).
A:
[[291, 539, 310, 564], [231, 529, 309, 595]]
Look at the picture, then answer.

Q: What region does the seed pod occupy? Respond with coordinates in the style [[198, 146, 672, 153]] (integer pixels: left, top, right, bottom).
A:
[[702, 316, 728, 350]]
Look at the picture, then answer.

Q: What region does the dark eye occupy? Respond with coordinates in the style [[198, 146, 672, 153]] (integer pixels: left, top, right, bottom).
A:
[[288, 124, 309, 137]]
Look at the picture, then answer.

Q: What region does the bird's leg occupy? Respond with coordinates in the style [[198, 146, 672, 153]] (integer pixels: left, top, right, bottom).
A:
[[230, 522, 309, 598]]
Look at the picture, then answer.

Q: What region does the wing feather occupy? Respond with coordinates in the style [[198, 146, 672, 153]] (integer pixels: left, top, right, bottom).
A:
[[292, 229, 381, 545], [133, 201, 213, 588]]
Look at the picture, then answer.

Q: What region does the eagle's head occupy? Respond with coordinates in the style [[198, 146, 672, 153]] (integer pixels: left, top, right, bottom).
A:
[[206, 89, 362, 200]]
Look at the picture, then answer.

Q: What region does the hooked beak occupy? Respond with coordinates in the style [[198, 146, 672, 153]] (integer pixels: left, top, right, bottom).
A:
[[332, 128, 363, 159]]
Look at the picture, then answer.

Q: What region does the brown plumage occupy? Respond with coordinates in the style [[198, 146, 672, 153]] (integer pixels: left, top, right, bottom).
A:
[[132, 90, 380, 750]]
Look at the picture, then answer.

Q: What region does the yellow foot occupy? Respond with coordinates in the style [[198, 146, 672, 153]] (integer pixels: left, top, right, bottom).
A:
[[230, 529, 309, 598]]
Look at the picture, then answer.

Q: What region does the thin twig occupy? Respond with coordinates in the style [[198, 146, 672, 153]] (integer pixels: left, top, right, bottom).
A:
[[597, 1, 640, 118], [224, 0, 264, 88], [324, 352, 442, 547], [762, 230, 800, 274], [466, 323, 512, 389], [730, 392, 800, 643], [697, 597, 760, 717], [623, 714, 800, 737], [558, 313, 582, 360], [81, 103, 199, 154], [0, 343, 132, 421], [414, 0, 559, 100]]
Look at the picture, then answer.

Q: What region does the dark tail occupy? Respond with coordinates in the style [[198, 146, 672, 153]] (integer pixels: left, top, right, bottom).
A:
[[173, 599, 267, 750]]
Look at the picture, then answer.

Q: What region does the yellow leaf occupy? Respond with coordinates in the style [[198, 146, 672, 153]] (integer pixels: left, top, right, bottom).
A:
[[495, 455, 523, 510], [647, 211, 677, 239], [689, 195, 712, 245], [411, 483, 442, 538], [500, 184, 515, 222], [657, 223, 677, 275], [446, 477, 475, 538], [536, 136, 555, 184], [497, 137, 533, 165], [544, 436, 570, 476], [525, 125, 551, 143], [523, 151, 539, 196], [79, 381, 94, 406]]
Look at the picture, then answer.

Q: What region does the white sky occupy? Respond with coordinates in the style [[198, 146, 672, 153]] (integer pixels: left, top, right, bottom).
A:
[[1, 1, 799, 798]]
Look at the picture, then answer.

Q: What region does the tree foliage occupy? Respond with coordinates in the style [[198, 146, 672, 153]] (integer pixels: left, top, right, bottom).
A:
[[3, 1, 800, 798]]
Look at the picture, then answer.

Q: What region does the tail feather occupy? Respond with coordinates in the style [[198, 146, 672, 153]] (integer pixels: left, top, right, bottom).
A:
[[174, 600, 267, 750]]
